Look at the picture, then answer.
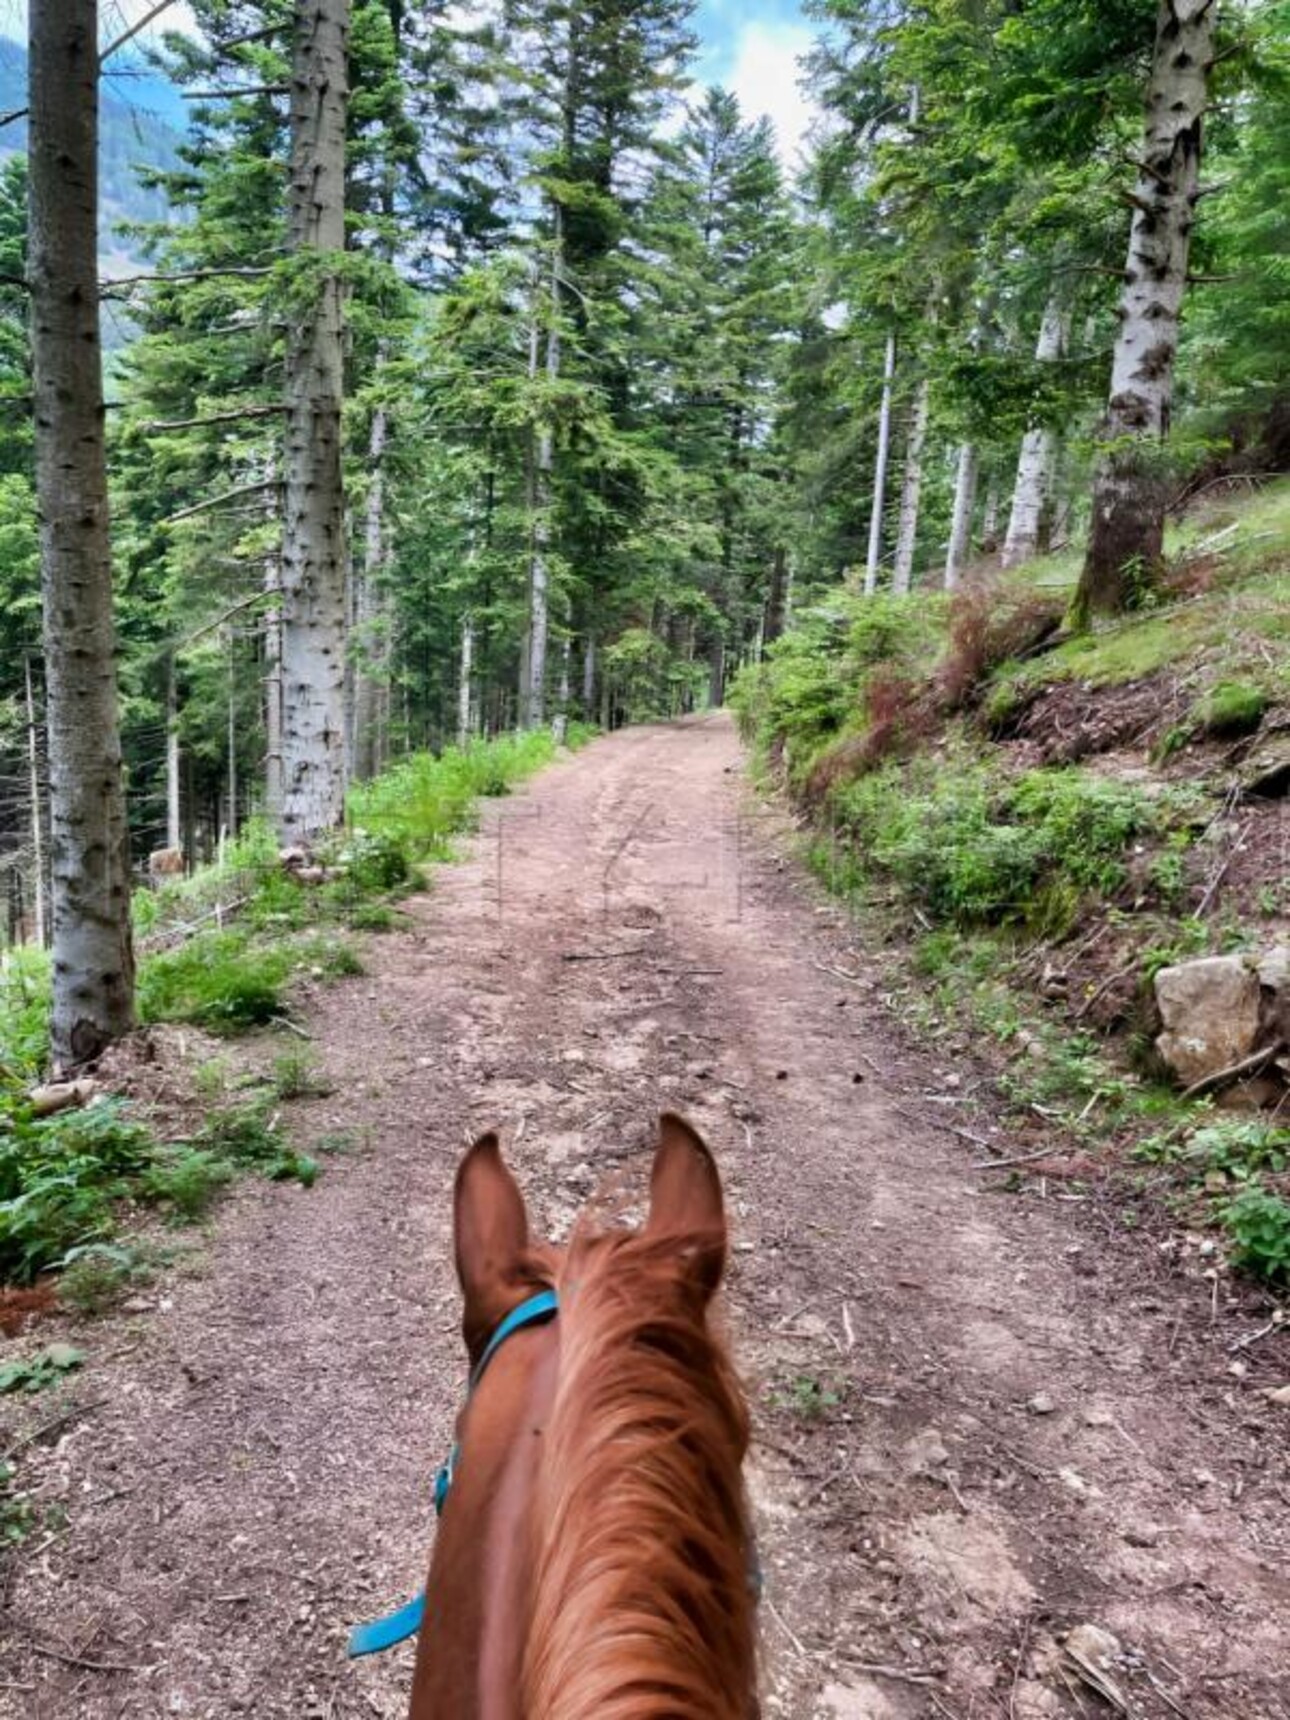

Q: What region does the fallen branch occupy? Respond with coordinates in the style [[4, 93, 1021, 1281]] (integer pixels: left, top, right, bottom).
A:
[[161, 480, 279, 526], [30, 1644, 149, 1675], [970, 1146, 1061, 1174], [836, 1657, 945, 1688], [892, 1105, 995, 1152], [561, 947, 648, 963], [2, 1398, 107, 1465], [1180, 1040, 1285, 1103]]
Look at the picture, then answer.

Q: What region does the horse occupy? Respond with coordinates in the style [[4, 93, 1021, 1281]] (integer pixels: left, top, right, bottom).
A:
[[397, 1113, 757, 1718]]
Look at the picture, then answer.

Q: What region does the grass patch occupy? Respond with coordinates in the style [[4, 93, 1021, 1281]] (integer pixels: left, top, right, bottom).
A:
[[348, 729, 588, 858]]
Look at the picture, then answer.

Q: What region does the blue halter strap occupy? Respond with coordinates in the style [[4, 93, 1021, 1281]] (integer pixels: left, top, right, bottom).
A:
[[347, 1289, 559, 1659]]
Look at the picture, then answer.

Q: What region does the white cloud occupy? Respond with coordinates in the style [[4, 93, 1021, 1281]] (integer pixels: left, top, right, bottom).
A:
[[726, 21, 817, 167]]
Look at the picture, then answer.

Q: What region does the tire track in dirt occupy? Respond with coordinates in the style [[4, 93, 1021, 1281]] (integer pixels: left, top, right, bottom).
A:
[[2, 715, 1287, 1719]]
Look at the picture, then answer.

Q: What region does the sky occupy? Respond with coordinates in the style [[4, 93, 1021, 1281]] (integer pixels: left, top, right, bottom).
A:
[[693, 0, 818, 164], [3, 0, 819, 163]]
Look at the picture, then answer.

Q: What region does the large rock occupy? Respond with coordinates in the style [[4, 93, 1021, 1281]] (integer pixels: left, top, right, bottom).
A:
[[1258, 946, 1290, 1043], [1155, 956, 1261, 1086]]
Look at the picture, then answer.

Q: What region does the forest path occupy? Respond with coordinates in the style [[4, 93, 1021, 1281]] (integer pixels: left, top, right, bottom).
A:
[[4, 715, 1288, 1720]]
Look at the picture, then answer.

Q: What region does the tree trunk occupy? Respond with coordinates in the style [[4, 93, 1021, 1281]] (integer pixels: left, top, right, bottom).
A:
[[525, 213, 562, 731], [352, 397, 389, 781], [24, 656, 46, 948], [582, 635, 596, 717], [944, 442, 978, 590], [279, 0, 350, 843], [226, 628, 239, 837], [1075, 0, 1217, 622], [29, 0, 135, 1068], [980, 482, 1001, 552], [891, 374, 931, 595], [553, 638, 571, 744], [1002, 293, 1068, 570], [165, 652, 182, 851], [264, 552, 284, 826], [765, 544, 789, 644], [864, 331, 896, 596], [457, 614, 474, 749]]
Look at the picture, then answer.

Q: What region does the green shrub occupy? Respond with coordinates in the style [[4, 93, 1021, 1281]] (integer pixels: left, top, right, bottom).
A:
[[0, 949, 51, 1082], [141, 1149, 235, 1219], [1222, 1185, 1290, 1282], [269, 1050, 329, 1101], [0, 1099, 155, 1283], [0, 1343, 84, 1395], [57, 1242, 149, 1316], [831, 762, 1166, 929], [1195, 680, 1267, 738], [349, 732, 558, 857], [139, 931, 291, 1031]]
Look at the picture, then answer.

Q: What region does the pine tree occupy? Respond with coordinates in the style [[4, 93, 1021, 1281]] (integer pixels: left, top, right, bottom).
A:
[[29, 0, 135, 1066]]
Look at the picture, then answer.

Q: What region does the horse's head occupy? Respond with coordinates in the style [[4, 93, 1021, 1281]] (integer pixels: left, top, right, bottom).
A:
[[408, 1114, 756, 1720]]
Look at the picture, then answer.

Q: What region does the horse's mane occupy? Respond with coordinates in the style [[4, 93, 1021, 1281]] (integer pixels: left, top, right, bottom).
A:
[[522, 1225, 756, 1720]]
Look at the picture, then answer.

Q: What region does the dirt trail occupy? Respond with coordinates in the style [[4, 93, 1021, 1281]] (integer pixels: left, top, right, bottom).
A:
[[3, 715, 1288, 1720]]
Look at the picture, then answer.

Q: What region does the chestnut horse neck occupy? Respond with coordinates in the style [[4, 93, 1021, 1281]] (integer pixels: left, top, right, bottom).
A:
[[521, 1227, 756, 1720]]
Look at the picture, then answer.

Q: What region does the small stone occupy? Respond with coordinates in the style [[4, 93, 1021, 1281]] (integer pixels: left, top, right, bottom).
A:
[[1123, 1524, 1161, 1548], [1028, 1392, 1056, 1416]]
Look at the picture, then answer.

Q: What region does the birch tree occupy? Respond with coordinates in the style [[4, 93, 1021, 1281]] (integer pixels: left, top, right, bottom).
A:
[[1003, 293, 1068, 570], [1074, 0, 1219, 622], [279, 0, 351, 843], [29, 0, 135, 1067]]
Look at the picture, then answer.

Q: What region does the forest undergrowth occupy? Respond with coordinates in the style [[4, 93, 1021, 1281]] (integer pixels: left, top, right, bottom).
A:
[[731, 480, 1290, 1289], [0, 729, 589, 1307]]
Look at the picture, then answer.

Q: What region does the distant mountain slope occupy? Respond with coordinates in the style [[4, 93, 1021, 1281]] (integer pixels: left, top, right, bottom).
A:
[[0, 35, 182, 260]]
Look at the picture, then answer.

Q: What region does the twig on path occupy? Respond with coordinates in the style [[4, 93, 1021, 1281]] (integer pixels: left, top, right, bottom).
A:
[[1143, 1663, 1193, 1720], [3, 1399, 106, 1464], [270, 1014, 312, 1041], [814, 959, 865, 984], [561, 946, 649, 962], [892, 1105, 996, 1153], [1010, 1614, 1034, 1719], [1180, 1041, 1285, 1102], [30, 1645, 150, 1675], [928, 1695, 964, 1720], [0, 1680, 36, 1694], [970, 1147, 1060, 1174], [766, 1599, 810, 1663], [1228, 1316, 1283, 1353], [836, 1656, 945, 1688]]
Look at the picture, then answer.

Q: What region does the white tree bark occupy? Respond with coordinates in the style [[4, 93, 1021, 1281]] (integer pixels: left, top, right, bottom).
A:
[[279, 0, 350, 843], [582, 635, 596, 716], [351, 397, 389, 781], [457, 614, 474, 749], [1078, 0, 1217, 618], [263, 551, 284, 827], [944, 442, 978, 590], [24, 656, 46, 948], [1002, 294, 1069, 570], [980, 482, 1001, 551], [29, 0, 135, 1067], [864, 332, 896, 595], [165, 652, 181, 851], [891, 374, 931, 595]]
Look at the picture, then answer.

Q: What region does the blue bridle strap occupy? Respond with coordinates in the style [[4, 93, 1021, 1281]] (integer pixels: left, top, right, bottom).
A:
[[346, 1289, 560, 1660]]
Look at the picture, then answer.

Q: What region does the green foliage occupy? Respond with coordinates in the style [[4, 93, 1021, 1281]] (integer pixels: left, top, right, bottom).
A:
[[349, 731, 560, 856], [1194, 680, 1268, 738], [0, 1099, 155, 1284], [138, 932, 291, 1031], [830, 762, 1167, 929], [269, 1050, 330, 1101], [0, 1343, 84, 1395], [57, 1243, 152, 1317], [772, 1372, 843, 1421], [1222, 1186, 1290, 1283], [0, 950, 52, 1083], [141, 1149, 236, 1220]]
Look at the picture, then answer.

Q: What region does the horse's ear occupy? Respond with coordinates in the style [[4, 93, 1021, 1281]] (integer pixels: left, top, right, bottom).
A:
[[454, 1132, 531, 1353], [646, 1112, 726, 1300]]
